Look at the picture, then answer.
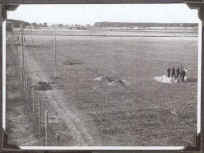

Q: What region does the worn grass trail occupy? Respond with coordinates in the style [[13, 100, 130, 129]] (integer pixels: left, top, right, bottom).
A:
[[22, 44, 96, 146]]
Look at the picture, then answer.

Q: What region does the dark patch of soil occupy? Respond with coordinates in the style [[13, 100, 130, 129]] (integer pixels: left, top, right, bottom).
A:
[[34, 81, 52, 91], [63, 57, 83, 66]]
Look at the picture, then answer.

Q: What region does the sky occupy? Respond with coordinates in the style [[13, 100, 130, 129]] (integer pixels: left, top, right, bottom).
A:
[[7, 4, 200, 25]]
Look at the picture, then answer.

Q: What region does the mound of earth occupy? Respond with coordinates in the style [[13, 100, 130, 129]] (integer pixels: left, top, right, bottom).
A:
[[154, 75, 173, 84], [94, 75, 130, 87], [63, 57, 82, 66], [34, 81, 52, 91], [154, 75, 189, 84]]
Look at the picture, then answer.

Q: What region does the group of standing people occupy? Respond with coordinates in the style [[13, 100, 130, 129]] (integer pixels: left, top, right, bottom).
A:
[[167, 65, 187, 82]]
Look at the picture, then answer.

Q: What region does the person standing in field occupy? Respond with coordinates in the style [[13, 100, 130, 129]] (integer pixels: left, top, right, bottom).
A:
[[171, 67, 176, 79], [181, 69, 186, 82], [176, 66, 180, 82], [167, 67, 171, 78], [176, 67, 180, 78]]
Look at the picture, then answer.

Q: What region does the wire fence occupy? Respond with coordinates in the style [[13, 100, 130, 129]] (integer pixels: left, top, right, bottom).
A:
[[9, 29, 62, 146]]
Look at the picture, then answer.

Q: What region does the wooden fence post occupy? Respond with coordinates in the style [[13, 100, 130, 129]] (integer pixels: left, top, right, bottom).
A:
[[44, 110, 48, 146], [27, 78, 30, 96], [21, 31, 24, 77], [37, 95, 41, 137], [32, 88, 35, 113], [54, 29, 57, 78], [56, 133, 60, 145]]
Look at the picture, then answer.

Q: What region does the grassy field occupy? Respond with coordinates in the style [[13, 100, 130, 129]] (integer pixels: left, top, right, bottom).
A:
[[7, 29, 198, 146], [6, 44, 42, 146]]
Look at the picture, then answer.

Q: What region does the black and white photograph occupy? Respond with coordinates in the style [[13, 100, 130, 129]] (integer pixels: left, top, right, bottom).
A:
[[5, 3, 199, 148]]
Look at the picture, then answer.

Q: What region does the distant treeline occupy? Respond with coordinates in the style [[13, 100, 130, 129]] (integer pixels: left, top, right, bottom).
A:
[[6, 19, 199, 32], [7, 19, 48, 31], [6, 19, 30, 31], [94, 22, 198, 28], [7, 19, 30, 28]]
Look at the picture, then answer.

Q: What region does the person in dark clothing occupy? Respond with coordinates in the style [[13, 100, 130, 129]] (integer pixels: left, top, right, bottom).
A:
[[171, 67, 176, 79], [181, 69, 186, 82], [167, 68, 171, 78], [176, 67, 180, 78]]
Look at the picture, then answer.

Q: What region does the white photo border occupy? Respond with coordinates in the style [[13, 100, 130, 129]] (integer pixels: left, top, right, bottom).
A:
[[1, 2, 202, 152]]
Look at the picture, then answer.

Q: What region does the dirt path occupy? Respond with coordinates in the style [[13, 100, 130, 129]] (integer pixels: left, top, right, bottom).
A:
[[17, 45, 95, 146]]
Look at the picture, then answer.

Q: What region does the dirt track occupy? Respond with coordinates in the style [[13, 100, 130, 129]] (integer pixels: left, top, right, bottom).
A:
[[22, 44, 98, 145]]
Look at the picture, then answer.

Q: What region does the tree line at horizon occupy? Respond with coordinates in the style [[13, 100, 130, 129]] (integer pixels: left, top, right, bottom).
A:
[[6, 19, 198, 31]]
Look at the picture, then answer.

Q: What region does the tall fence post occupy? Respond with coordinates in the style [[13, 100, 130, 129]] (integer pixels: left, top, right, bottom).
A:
[[32, 88, 35, 113], [44, 110, 48, 146], [54, 29, 57, 78], [56, 133, 60, 145], [37, 95, 41, 137]]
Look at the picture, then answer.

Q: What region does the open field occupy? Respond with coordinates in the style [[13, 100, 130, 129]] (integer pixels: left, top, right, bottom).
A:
[[22, 27, 198, 37], [7, 29, 198, 146]]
